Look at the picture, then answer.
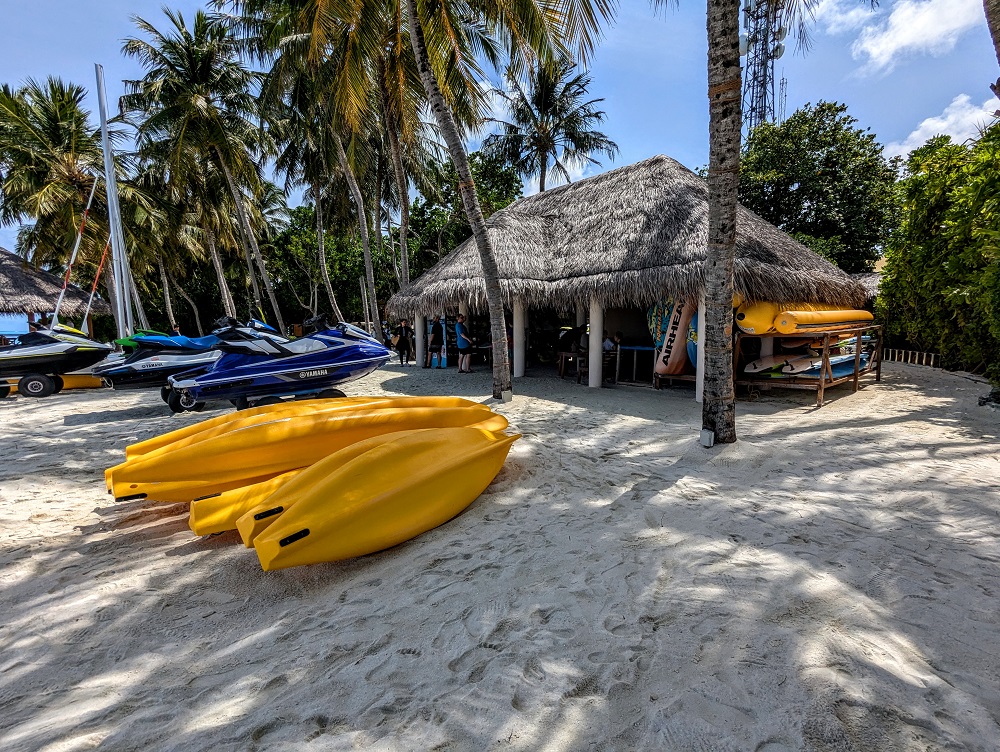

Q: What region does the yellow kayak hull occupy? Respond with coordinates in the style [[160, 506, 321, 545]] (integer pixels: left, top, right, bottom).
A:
[[125, 395, 481, 460], [250, 428, 520, 571], [188, 469, 304, 536], [110, 408, 508, 502]]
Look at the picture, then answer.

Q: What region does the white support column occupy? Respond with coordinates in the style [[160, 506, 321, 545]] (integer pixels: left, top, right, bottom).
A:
[[575, 302, 586, 327], [512, 297, 526, 378], [588, 294, 603, 388], [696, 291, 707, 403], [415, 314, 426, 367], [758, 337, 774, 359]]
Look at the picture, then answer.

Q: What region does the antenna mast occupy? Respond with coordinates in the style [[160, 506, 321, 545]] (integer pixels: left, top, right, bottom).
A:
[[740, 0, 787, 136]]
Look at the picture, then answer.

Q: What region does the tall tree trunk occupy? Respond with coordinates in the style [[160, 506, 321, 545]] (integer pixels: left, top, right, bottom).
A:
[[215, 150, 286, 333], [702, 0, 742, 444], [385, 106, 411, 286], [207, 230, 237, 319], [539, 154, 548, 192], [127, 263, 151, 330], [170, 272, 205, 336], [403, 0, 511, 398], [313, 183, 345, 321], [157, 255, 176, 326], [334, 133, 383, 342], [986, 0, 1000, 99]]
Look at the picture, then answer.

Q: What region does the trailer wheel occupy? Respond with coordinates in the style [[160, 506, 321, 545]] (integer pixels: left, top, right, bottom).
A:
[[167, 390, 186, 413], [0, 383, 10, 399], [51, 375, 64, 394], [317, 388, 346, 399], [232, 396, 249, 411], [160, 385, 172, 403], [254, 396, 284, 407], [18, 373, 55, 398]]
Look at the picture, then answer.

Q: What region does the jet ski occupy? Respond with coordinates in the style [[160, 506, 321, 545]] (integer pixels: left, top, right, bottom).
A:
[[94, 331, 223, 392], [167, 317, 391, 412], [96, 319, 281, 400], [0, 325, 113, 398]]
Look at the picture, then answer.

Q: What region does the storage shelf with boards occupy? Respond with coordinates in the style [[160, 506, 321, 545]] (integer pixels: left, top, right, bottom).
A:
[[734, 324, 883, 406]]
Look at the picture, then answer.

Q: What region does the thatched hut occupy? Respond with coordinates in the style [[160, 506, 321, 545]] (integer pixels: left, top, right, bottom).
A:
[[388, 155, 865, 391], [0, 247, 111, 319]]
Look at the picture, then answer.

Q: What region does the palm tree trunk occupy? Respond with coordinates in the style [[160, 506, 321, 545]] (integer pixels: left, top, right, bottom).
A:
[[539, 153, 547, 192], [702, 0, 742, 444], [207, 230, 237, 319], [127, 263, 151, 330], [215, 150, 286, 333], [986, 0, 1000, 98], [386, 117, 410, 286], [170, 272, 205, 336], [334, 132, 383, 342], [157, 255, 176, 326], [313, 183, 345, 322], [403, 0, 511, 398]]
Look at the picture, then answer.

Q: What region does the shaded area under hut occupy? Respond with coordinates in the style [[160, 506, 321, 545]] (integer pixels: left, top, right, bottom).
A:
[[388, 155, 865, 394]]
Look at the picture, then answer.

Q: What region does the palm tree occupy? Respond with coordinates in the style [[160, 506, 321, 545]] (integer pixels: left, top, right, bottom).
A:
[[401, 0, 614, 399], [483, 60, 618, 192], [0, 78, 106, 269], [122, 9, 286, 332]]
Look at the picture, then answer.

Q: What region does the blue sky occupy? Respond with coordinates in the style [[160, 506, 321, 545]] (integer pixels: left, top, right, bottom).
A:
[[0, 0, 995, 249]]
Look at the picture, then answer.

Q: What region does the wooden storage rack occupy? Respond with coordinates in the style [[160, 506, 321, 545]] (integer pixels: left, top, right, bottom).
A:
[[735, 324, 883, 406]]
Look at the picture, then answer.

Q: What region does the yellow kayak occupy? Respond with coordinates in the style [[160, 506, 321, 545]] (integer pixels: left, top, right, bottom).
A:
[[188, 468, 304, 536], [249, 427, 520, 571], [773, 309, 874, 334], [109, 408, 508, 502], [125, 395, 482, 459]]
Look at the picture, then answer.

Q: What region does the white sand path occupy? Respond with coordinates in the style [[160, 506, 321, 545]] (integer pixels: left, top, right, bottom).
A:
[[1, 363, 998, 751]]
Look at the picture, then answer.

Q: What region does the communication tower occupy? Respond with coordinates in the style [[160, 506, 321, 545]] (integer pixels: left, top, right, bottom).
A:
[[740, 0, 787, 135]]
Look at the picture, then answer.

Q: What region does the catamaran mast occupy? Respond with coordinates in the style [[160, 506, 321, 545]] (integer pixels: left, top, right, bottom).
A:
[[52, 176, 99, 326], [95, 63, 133, 338]]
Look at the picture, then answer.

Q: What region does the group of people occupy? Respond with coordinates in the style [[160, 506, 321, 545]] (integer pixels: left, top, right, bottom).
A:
[[558, 326, 624, 354], [391, 314, 476, 372]]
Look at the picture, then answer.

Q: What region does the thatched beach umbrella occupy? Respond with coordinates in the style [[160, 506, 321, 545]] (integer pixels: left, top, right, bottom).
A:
[[0, 247, 111, 319]]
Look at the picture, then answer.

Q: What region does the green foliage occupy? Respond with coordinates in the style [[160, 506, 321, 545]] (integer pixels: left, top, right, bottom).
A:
[[269, 205, 397, 322], [878, 127, 1000, 384], [740, 101, 901, 273], [408, 151, 523, 278]]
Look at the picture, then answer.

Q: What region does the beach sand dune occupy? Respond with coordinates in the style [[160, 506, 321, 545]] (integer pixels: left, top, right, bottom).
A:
[[1, 363, 999, 750]]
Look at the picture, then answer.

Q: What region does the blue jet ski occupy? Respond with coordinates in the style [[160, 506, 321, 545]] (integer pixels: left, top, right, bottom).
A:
[[94, 319, 278, 395], [167, 317, 390, 412]]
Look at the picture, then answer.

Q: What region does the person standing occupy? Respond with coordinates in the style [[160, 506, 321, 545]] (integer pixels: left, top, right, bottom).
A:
[[425, 315, 444, 368], [455, 313, 474, 373], [394, 319, 415, 366]]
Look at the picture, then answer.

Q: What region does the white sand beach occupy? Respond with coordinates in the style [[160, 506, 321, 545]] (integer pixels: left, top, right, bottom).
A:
[[1, 364, 999, 751]]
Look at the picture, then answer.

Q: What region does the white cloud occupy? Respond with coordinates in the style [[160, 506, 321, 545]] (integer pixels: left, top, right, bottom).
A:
[[885, 94, 999, 157], [813, 0, 874, 35], [849, 0, 983, 72]]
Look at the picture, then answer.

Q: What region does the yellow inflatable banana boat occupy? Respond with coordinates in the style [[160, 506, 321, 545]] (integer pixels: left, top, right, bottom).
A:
[[125, 395, 481, 459], [773, 309, 874, 334], [735, 301, 836, 335], [110, 408, 508, 502], [248, 427, 520, 571]]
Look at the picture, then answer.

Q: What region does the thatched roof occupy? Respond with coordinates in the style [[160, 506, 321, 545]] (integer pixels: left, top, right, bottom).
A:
[[0, 247, 111, 317], [852, 272, 882, 301], [389, 155, 865, 316]]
